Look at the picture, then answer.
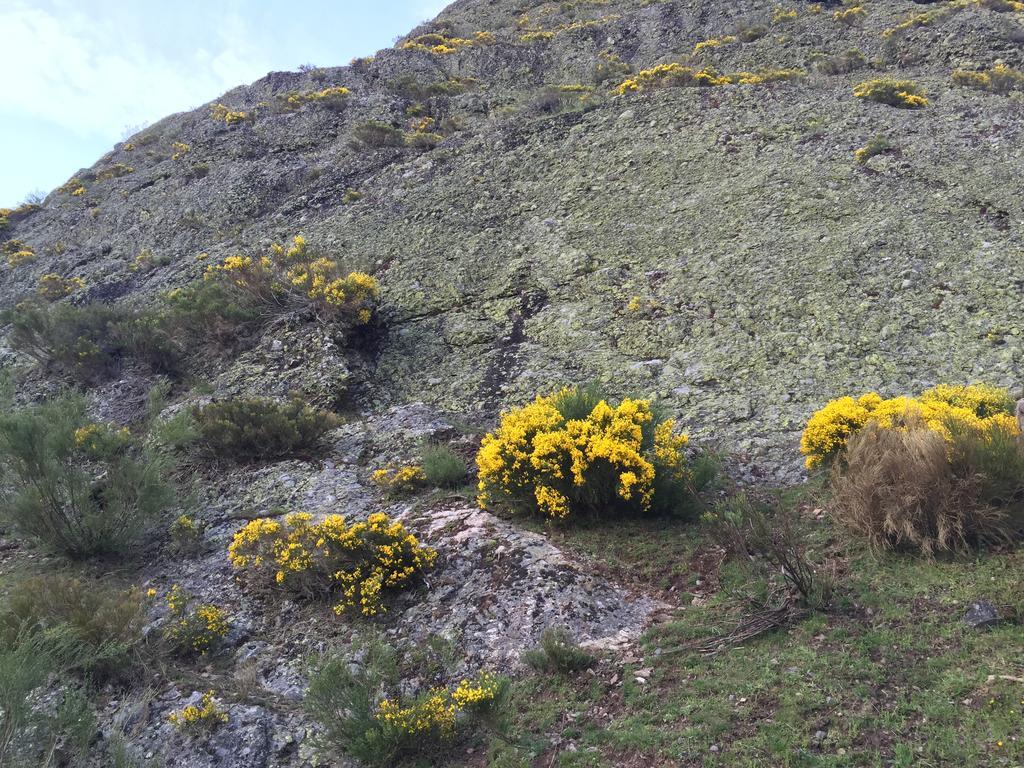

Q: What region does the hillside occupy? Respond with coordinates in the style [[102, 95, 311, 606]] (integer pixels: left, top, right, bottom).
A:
[[1, 0, 1023, 766]]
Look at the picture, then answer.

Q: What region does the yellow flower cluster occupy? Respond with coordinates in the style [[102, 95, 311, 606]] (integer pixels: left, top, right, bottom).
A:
[[37, 273, 85, 301], [801, 384, 1019, 468], [168, 691, 229, 734], [73, 421, 130, 455], [953, 63, 1024, 94], [96, 163, 134, 181], [476, 388, 689, 519], [615, 64, 804, 94], [372, 465, 428, 495], [834, 5, 866, 24], [171, 142, 191, 160], [376, 671, 501, 736], [203, 236, 379, 324], [210, 103, 249, 124], [164, 584, 230, 654], [57, 177, 86, 196], [283, 85, 351, 109], [400, 30, 494, 55], [693, 35, 736, 54], [853, 78, 928, 108], [451, 671, 501, 708], [772, 7, 798, 22], [228, 511, 437, 616], [520, 15, 620, 42], [2, 238, 36, 267]]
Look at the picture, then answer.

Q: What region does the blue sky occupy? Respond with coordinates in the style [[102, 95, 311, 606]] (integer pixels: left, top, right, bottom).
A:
[[0, 0, 448, 207]]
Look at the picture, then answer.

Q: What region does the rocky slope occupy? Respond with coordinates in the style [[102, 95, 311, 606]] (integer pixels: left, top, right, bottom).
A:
[[2, 0, 1024, 765], [3, 0, 1022, 476]]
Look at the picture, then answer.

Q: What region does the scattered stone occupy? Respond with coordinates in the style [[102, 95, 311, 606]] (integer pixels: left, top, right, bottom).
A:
[[963, 600, 1000, 629]]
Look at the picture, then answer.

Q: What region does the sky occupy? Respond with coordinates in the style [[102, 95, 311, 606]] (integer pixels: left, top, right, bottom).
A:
[[0, 0, 448, 207]]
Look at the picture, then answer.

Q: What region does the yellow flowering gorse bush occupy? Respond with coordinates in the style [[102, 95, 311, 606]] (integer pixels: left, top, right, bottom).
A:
[[801, 384, 1019, 469], [283, 85, 351, 109], [476, 387, 691, 519], [2, 238, 36, 267], [375, 671, 502, 738], [228, 511, 437, 616], [210, 103, 249, 124], [372, 465, 428, 495], [953, 63, 1024, 94], [400, 31, 494, 54], [163, 584, 230, 655], [168, 691, 229, 735], [615, 64, 804, 94], [853, 78, 928, 108], [37, 273, 85, 301], [203, 235, 379, 324]]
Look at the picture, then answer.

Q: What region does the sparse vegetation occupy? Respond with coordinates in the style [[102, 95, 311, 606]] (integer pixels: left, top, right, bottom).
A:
[[854, 134, 893, 164], [6, 298, 183, 383], [810, 47, 867, 75], [0, 574, 147, 684], [353, 120, 408, 148]]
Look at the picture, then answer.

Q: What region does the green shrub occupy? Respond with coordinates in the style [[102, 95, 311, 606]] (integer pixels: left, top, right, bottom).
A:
[[0, 574, 147, 684], [0, 394, 175, 558], [811, 48, 867, 75], [420, 442, 467, 488], [162, 280, 261, 349], [6, 299, 183, 384], [306, 634, 509, 768], [0, 623, 96, 766], [522, 628, 594, 674], [191, 397, 340, 461], [353, 120, 407, 148]]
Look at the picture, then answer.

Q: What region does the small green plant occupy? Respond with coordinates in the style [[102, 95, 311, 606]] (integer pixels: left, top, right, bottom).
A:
[[169, 514, 206, 555], [854, 135, 893, 164], [191, 397, 339, 461], [853, 78, 928, 108], [706, 493, 833, 611], [168, 690, 229, 736], [811, 48, 867, 75], [522, 628, 594, 674], [162, 585, 229, 656], [0, 394, 175, 559], [420, 442, 467, 488]]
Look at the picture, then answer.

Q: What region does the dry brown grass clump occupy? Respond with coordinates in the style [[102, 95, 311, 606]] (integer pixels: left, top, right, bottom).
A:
[[830, 418, 1012, 555]]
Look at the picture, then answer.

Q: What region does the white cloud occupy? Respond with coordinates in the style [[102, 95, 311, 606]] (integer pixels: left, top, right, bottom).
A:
[[0, 0, 271, 140]]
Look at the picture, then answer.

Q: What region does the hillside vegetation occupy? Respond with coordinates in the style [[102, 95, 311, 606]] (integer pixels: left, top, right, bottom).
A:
[[0, 0, 1022, 766]]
